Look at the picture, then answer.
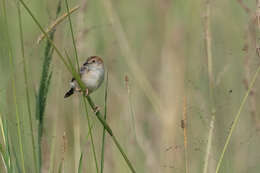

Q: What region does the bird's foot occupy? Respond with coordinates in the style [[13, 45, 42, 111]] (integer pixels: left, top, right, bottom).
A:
[[93, 105, 100, 114], [75, 88, 81, 92], [83, 88, 89, 96]]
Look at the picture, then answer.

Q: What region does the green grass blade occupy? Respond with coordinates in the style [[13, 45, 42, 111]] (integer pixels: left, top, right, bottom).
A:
[[17, 3, 38, 172], [0, 114, 13, 172], [2, 0, 26, 171], [78, 153, 83, 173], [82, 98, 99, 173], [18, 0, 86, 91], [58, 162, 63, 173], [64, 50, 74, 70], [215, 65, 260, 173], [0, 114, 10, 172], [0, 143, 8, 172], [48, 130, 57, 173], [65, 0, 80, 71], [100, 73, 108, 173], [35, 2, 62, 170], [9, 51, 26, 173], [36, 30, 54, 172], [12, 144, 22, 173], [203, 0, 216, 172], [86, 96, 136, 173]]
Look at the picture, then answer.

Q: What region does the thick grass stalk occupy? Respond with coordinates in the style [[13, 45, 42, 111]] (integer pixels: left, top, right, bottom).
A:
[[82, 98, 99, 173], [17, 3, 38, 172], [64, 1, 84, 171], [19, 1, 136, 172], [203, 0, 216, 173], [36, 2, 62, 170], [100, 73, 108, 173], [36, 29, 54, 172]]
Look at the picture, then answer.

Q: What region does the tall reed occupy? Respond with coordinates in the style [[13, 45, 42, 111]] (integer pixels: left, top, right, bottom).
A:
[[17, 3, 38, 172], [35, 1, 62, 171], [100, 73, 108, 173], [203, 0, 216, 172], [2, 0, 25, 172]]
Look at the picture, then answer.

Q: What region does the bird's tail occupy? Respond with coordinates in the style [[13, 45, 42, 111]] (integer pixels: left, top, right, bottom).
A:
[[64, 88, 74, 98]]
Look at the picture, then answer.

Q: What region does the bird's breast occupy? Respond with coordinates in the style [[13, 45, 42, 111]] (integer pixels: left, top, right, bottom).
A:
[[81, 69, 104, 92]]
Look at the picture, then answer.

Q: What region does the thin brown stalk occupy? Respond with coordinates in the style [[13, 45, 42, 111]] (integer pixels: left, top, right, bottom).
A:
[[103, 0, 163, 115], [125, 75, 137, 141], [182, 96, 188, 173], [240, 0, 260, 130], [61, 132, 67, 172], [237, 0, 251, 14], [37, 5, 80, 44]]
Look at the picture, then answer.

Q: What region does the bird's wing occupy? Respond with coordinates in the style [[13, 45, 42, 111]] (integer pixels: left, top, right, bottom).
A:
[[80, 65, 88, 77], [70, 65, 88, 83]]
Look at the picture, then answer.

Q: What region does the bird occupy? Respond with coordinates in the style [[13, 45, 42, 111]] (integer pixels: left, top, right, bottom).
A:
[[64, 56, 105, 98]]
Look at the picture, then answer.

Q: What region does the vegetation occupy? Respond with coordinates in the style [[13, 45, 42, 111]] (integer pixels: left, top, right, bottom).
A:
[[1, 0, 260, 173]]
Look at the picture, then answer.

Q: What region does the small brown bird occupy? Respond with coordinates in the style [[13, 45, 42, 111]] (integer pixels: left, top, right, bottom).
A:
[[64, 56, 105, 98]]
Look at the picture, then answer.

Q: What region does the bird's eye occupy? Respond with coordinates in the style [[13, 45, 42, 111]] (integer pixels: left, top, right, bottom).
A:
[[92, 60, 96, 63]]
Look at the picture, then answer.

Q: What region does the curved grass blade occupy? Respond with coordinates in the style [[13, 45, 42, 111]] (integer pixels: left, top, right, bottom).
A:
[[78, 153, 83, 173]]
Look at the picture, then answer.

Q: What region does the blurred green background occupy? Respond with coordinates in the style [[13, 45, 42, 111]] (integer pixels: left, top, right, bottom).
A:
[[1, 0, 260, 172]]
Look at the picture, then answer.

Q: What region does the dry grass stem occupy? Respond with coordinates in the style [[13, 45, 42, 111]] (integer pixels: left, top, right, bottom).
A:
[[203, 0, 216, 172], [103, 0, 163, 115], [240, 0, 260, 130], [182, 96, 189, 173], [237, 0, 250, 14], [37, 5, 80, 44]]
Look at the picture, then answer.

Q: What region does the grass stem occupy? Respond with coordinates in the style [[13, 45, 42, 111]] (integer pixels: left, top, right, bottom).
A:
[[65, 0, 80, 71], [100, 73, 108, 173], [17, 3, 38, 172], [3, 0, 26, 172], [82, 98, 99, 173], [203, 0, 216, 173], [215, 46, 260, 173]]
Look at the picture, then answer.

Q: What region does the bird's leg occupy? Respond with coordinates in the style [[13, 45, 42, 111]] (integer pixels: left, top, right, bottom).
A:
[[75, 87, 81, 92], [85, 88, 89, 96]]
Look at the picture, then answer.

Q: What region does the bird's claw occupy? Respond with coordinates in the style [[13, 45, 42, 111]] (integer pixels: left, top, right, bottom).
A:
[[93, 105, 100, 114], [85, 88, 89, 96]]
